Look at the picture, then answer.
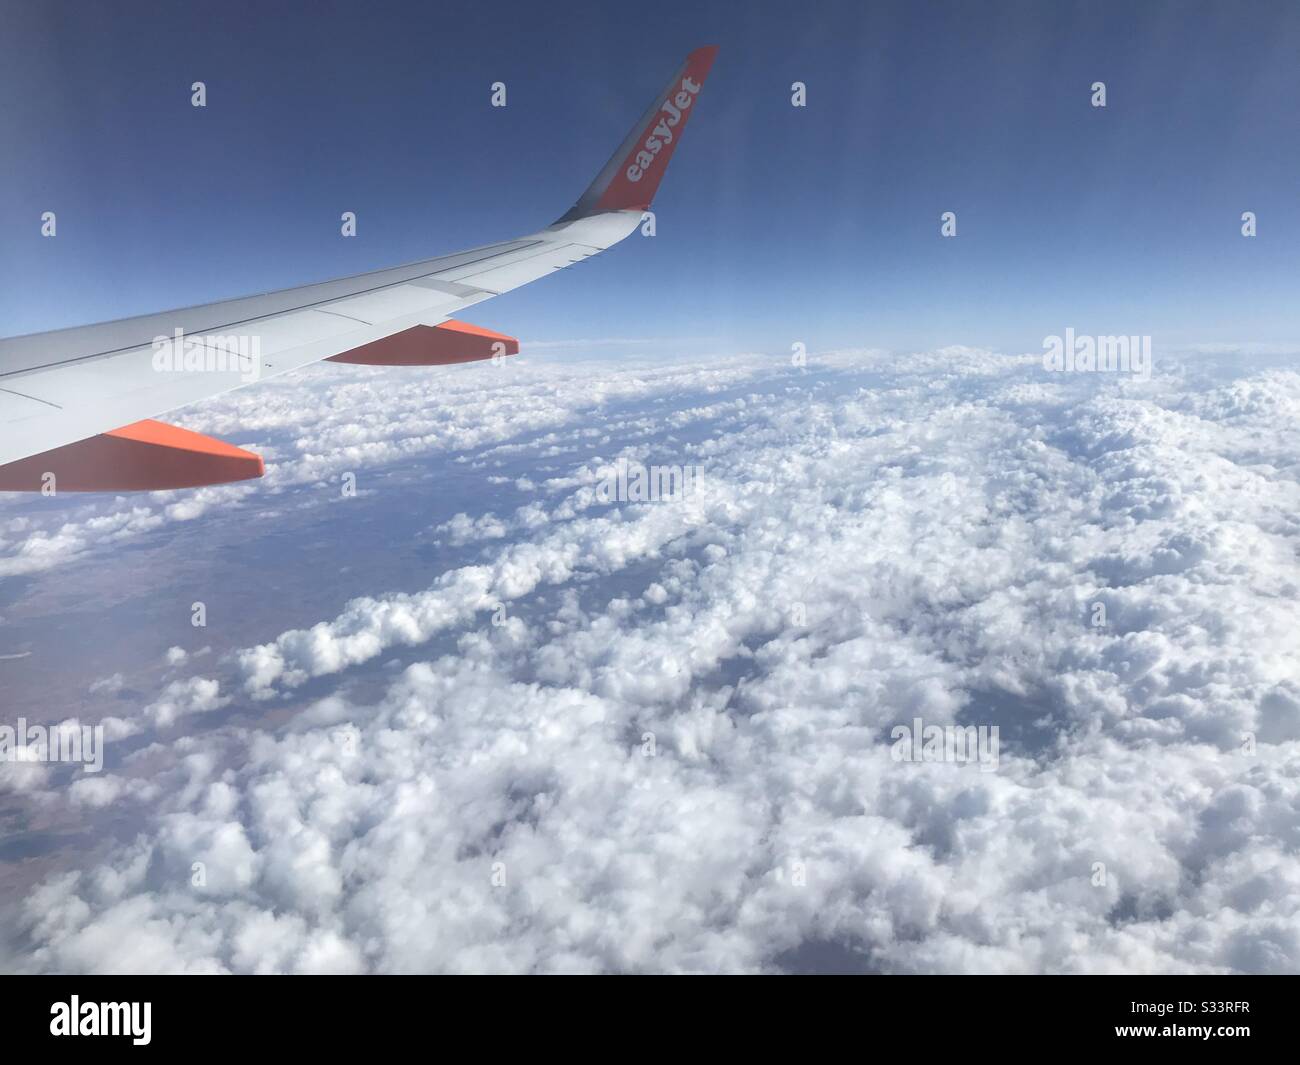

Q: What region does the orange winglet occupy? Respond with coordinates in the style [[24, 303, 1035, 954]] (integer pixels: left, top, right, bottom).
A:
[[0, 419, 264, 492], [326, 320, 519, 366], [592, 45, 718, 214]]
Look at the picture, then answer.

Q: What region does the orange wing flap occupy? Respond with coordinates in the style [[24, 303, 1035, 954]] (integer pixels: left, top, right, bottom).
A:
[[326, 321, 519, 366], [0, 420, 264, 493]]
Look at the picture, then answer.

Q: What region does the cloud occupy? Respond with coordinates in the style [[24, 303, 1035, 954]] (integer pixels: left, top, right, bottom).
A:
[[88, 673, 125, 695], [4, 347, 1300, 973], [0, 355, 779, 577]]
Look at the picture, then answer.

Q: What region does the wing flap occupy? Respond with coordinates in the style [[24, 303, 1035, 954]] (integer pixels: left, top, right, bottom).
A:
[[0, 419, 263, 492], [326, 321, 518, 366]]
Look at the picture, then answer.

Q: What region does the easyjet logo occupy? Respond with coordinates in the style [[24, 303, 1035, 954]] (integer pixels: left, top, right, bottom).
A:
[[625, 75, 704, 183]]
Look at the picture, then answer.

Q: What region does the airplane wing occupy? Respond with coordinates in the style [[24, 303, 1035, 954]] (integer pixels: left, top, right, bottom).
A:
[[0, 46, 718, 492]]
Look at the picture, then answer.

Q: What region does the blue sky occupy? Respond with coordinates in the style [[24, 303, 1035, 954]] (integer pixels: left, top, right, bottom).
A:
[[1, 0, 1298, 355]]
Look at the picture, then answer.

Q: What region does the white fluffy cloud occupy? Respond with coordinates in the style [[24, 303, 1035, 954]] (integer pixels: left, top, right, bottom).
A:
[[3, 347, 1299, 973]]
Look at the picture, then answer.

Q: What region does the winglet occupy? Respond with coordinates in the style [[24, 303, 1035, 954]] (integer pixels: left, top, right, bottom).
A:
[[557, 46, 719, 222]]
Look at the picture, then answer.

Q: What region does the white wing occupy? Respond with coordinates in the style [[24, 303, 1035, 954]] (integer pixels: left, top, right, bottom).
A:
[[0, 46, 718, 491]]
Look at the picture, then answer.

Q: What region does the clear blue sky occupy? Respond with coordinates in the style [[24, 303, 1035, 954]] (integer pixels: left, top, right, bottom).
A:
[[1, 0, 1298, 356]]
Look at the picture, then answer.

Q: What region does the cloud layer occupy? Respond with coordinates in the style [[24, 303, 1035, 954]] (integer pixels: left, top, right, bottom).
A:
[[3, 346, 1299, 973]]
